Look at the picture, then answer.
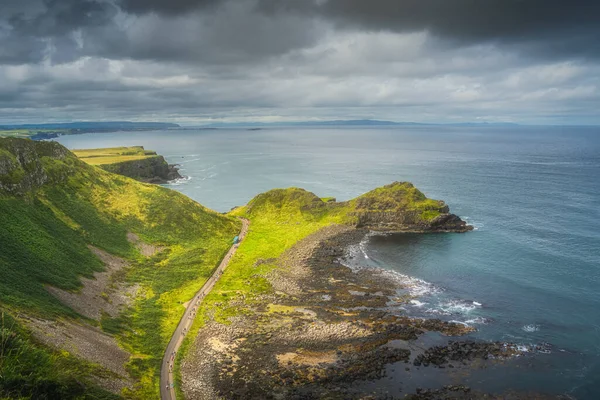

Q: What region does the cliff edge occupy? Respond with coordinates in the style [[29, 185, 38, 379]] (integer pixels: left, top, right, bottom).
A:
[[73, 146, 183, 184]]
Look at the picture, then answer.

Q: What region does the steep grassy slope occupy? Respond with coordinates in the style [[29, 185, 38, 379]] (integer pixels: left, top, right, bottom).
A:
[[0, 138, 239, 398], [0, 312, 120, 400]]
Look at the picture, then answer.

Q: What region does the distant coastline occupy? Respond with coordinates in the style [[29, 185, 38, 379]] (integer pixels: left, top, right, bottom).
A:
[[0, 121, 180, 140]]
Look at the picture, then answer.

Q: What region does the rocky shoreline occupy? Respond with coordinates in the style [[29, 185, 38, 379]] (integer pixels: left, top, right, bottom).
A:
[[180, 224, 561, 399]]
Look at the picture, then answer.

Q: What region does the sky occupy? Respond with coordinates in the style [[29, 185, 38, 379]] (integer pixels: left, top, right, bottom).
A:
[[0, 0, 599, 125]]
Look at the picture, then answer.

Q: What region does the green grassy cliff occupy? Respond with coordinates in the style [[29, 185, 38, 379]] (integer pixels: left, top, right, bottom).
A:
[[73, 146, 182, 183], [0, 138, 239, 398]]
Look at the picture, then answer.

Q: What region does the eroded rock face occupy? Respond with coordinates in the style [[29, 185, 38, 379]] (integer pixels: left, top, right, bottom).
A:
[[0, 138, 74, 195], [351, 182, 472, 232], [353, 206, 472, 232], [99, 156, 183, 184]]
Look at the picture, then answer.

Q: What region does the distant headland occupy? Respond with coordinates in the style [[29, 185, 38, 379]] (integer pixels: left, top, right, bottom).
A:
[[0, 121, 180, 140]]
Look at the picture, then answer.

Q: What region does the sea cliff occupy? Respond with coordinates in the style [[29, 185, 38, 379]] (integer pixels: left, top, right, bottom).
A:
[[98, 156, 182, 184], [73, 146, 183, 184]]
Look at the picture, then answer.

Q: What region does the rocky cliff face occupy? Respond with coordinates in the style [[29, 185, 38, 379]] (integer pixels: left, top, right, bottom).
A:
[[351, 182, 472, 232], [354, 209, 472, 232], [0, 138, 77, 195], [99, 156, 182, 184]]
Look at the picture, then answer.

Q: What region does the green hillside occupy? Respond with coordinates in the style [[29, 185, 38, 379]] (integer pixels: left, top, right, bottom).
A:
[[0, 138, 239, 398]]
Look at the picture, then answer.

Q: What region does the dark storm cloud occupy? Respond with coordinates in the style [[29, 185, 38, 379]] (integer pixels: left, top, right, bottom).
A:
[[0, 0, 599, 124], [118, 0, 221, 15], [0, 0, 118, 64], [257, 0, 600, 59], [115, 0, 600, 58], [9, 0, 117, 36], [3, 0, 599, 65]]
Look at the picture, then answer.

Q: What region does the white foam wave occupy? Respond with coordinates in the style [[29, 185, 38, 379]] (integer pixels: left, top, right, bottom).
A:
[[358, 233, 372, 259], [462, 216, 484, 231], [438, 299, 482, 314], [384, 271, 441, 297], [516, 344, 531, 353], [410, 300, 427, 307], [522, 324, 540, 333], [425, 308, 451, 316], [449, 320, 470, 327], [464, 317, 489, 325], [166, 176, 192, 186]]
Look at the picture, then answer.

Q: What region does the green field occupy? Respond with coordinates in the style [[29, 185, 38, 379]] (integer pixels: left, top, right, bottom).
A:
[[73, 146, 158, 166], [0, 138, 239, 398]]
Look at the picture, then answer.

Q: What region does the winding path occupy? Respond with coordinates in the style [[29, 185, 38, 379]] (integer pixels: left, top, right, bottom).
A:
[[160, 218, 249, 400]]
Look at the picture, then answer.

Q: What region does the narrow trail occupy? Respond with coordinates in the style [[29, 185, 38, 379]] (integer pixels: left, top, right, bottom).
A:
[[160, 218, 250, 400]]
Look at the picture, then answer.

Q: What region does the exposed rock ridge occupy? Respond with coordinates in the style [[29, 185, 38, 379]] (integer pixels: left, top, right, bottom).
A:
[[354, 210, 472, 232], [0, 138, 76, 195], [99, 155, 183, 184], [350, 181, 473, 232]]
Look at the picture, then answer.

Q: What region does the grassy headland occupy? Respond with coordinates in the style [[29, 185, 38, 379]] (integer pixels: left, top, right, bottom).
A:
[[74, 146, 182, 184], [73, 146, 158, 165], [0, 138, 239, 398], [190, 183, 459, 324]]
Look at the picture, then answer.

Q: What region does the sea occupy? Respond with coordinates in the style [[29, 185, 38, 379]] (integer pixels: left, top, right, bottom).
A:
[[55, 125, 600, 398]]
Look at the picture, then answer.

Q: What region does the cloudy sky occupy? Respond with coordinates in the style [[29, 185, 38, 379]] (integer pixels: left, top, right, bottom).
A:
[[1, 0, 599, 125]]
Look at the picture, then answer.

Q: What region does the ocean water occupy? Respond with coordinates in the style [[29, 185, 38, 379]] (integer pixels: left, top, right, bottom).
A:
[[55, 126, 600, 398]]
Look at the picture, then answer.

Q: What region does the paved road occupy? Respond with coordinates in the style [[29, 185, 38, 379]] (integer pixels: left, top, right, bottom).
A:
[[160, 218, 249, 400]]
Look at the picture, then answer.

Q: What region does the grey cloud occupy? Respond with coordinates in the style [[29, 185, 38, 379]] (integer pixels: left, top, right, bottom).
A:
[[257, 0, 600, 59], [118, 0, 221, 15], [0, 0, 118, 64], [0, 0, 599, 125], [115, 0, 600, 61], [81, 2, 325, 65]]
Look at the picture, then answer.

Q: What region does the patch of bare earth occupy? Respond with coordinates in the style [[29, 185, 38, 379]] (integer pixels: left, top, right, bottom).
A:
[[127, 232, 166, 256], [181, 319, 252, 399], [46, 246, 137, 320], [24, 316, 132, 393]]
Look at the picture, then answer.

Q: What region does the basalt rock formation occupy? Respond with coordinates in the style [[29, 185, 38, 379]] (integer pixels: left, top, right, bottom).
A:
[[99, 156, 182, 184], [351, 182, 473, 232]]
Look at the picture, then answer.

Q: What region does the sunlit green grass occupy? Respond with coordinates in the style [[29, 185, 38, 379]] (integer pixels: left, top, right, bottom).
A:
[[0, 138, 240, 398], [73, 146, 158, 166]]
